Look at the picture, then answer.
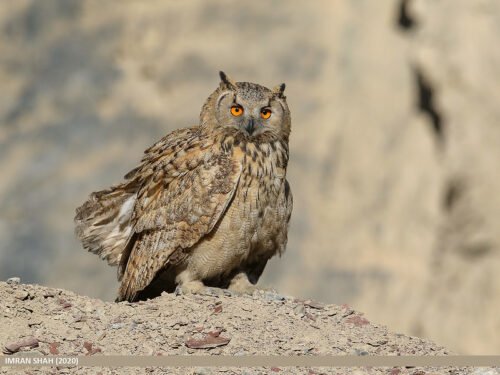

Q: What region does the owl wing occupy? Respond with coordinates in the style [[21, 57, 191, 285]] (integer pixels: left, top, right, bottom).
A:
[[74, 180, 140, 267], [117, 127, 241, 301]]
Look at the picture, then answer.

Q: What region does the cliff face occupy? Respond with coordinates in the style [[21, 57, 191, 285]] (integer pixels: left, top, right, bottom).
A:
[[406, 0, 500, 353], [0, 0, 499, 354], [0, 281, 465, 375]]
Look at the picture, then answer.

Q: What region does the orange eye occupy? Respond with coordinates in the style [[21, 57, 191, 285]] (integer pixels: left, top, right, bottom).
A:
[[260, 108, 272, 119], [230, 105, 244, 117]]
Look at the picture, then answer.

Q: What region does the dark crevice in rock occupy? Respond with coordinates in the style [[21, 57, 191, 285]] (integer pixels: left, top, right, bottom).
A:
[[397, 0, 417, 31], [414, 67, 444, 143], [443, 180, 463, 212]]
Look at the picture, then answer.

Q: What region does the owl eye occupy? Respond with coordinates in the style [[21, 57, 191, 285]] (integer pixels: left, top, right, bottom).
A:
[[230, 105, 244, 117], [260, 108, 272, 119]]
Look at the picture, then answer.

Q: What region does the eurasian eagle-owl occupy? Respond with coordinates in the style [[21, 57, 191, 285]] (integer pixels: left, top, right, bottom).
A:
[[75, 72, 293, 302]]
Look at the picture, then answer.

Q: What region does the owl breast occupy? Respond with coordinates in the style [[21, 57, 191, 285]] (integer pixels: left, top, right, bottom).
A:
[[183, 139, 290, 282]]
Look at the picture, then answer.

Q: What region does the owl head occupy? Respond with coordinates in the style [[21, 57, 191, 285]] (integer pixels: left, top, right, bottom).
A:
[[200, 72, 291, 141]]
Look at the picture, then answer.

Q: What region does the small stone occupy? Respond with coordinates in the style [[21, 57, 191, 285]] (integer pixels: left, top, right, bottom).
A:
[[43, 291, 56, 298], [185, 334, 231, 349], [350, 348, 369, 356], [293, 305, 305, 316], [7, 277, 21, 285], [49, 342, 60, 355], [72, 313, 85, 323], [305, 312, 316, 321], [83, 341, 102, 355], [58, 299, 72, 309], [171, 317, 189, 327], [14, 290, 30, 300], [367, 339, 388, 347], [346, 315, 370, 327], [3, 337, 39, 354], [261, 290, 286, 302], [28, 319, 43, 327], [304, 300, 325, 309]]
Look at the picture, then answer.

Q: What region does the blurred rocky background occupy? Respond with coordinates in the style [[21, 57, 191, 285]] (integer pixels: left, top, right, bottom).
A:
[[0, 0, 499, 354]]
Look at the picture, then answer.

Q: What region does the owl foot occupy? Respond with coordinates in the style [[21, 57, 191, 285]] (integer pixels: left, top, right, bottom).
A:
[[175, 282, 229, 297], [174, 280, 206, 295], [228, 273, 258, 295]]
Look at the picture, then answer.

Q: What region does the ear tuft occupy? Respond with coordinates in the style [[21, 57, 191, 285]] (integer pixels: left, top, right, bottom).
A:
[[272, 83, 286, 98], [219, 71, 237, 89]]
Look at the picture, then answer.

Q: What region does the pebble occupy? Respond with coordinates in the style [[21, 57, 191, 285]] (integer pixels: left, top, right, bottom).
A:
[[261, 291, 286, 302], [3, 337, 39, 354], [14, 290, 30, 300], [7, 277, 21, 285], [304, 300, 325, 309], [28, 319, 43, 327], [293, 305, 305, 316], [350, 348, 369, 356]]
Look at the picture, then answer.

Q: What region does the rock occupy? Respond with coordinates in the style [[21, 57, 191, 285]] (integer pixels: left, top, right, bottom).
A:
[[345, 315, 370, 327], [6, 277, 20, 285], [350, 348, 369, 356], [293, 305, 306, 317], [83, 341, 102, 355], [408, 0, 500, 354], [48, 342, 60, 355], [14, 290, 30, 300], [3, 336, 39, 354], [0, 281, 477, 375], [304, 300, 325, 310], [184, 334, 231, 349]]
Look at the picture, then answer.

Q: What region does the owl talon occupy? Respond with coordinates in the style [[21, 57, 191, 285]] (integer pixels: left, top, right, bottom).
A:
[[175, 282, 229, 297], [228, 273, 259, 295], [175, 280, 206, 295]]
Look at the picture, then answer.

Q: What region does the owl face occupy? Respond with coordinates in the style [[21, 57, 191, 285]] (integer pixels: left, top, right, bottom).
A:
[[206, 72, 290, 140]]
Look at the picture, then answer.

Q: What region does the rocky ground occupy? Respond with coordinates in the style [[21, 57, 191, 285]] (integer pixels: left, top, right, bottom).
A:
[[1, 280, 494, 375]]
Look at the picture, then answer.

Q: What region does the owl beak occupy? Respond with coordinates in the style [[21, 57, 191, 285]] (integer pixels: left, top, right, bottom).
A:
[[244, 118, 255, 136]]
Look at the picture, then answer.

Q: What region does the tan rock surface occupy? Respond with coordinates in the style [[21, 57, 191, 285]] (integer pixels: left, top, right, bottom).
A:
[[408, 0, 500, 354], [0, 281, 470, 375]]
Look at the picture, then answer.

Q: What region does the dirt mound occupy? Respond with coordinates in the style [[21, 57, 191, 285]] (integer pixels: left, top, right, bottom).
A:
[[0, 280, 476, 375]]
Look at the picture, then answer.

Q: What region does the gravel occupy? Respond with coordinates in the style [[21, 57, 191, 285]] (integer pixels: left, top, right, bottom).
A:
[[0, 281, 486, 375]]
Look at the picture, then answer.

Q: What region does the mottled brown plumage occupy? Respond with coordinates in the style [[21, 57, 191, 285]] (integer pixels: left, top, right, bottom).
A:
[[75, 72, 293, 302]]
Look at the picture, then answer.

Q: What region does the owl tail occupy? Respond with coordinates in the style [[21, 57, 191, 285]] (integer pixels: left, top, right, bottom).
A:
[[74, 182, 139, 269]]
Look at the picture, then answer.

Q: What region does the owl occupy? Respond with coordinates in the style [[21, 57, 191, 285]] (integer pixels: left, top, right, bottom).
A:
[[75, 72, 293, 302]]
